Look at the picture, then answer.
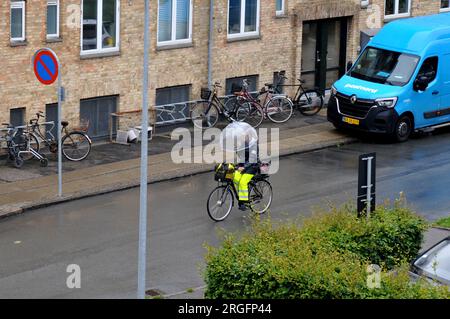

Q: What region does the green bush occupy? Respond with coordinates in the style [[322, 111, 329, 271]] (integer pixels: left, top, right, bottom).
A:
[[299, 202, 428, 269], [204, 203, 449, 299]]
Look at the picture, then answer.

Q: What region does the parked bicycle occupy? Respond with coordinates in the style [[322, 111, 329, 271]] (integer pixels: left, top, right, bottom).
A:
[[26, 111, 92, 161], [207, 161, 273, 222], [272, 72, 324, 116], [232, 79, 294, 124], [190, 82, 264, 129]]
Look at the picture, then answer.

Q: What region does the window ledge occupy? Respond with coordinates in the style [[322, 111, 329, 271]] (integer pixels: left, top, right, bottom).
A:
[[227, 34, 261, 43], [10, 40, 27, 47], [46, 37, 63, 43], [384, 14, 411, 22], [80, 50, 120, 60], [275, 12, 288, 19], [156, 42, 193, 51], [440, 8, 450, 13]]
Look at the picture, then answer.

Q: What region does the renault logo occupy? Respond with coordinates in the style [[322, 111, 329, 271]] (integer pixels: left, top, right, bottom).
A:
[[350, 95, 357, 104]]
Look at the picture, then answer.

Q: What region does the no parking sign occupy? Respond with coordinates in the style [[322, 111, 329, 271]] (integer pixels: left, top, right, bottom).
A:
[[33, 49, 59, 85], [33, 48, 63, 196]]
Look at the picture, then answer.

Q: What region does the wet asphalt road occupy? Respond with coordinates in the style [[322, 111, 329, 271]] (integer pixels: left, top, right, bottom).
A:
[[0, 130, 450, 298]]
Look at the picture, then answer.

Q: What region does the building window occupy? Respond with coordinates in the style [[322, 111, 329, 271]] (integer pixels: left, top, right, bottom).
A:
[[80, 96, 118, 139], [47, 0, 60, 38], [441, 0, 450, 12], [276, 0, 284, 15], [157, 0, 193, 45], [81, 0, 120, 55], [225, 75, 258, 95], [10, 1, 25, 42], [10, 107, 26, 127], [156, 85, 191, 123], [228, 0, 260, 39], [385, 0, 411, 19]]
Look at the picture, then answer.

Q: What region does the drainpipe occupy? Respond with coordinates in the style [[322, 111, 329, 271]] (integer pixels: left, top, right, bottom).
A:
[[208, 0, 214, 88]]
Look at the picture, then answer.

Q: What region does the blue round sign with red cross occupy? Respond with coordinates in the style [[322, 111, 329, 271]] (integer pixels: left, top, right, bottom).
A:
[[33, 49, 59, 85]]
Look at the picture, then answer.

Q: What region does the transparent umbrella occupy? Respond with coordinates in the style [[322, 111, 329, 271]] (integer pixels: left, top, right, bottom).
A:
[[219, 121, 258, 152]]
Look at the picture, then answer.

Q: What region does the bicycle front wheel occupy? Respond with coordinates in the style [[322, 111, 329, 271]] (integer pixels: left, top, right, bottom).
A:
[[266, 96, 294, 123], [236, 103, 264, 128], [207, 185, 234, 222], [298, 90, 323, 116], [190, 101, 219, 129], [249, 179, 273, 214], [62, 132, 91, 161]]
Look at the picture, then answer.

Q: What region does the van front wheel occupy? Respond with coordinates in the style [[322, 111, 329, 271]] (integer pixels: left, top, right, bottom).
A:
[[393, 115, 412, 142]]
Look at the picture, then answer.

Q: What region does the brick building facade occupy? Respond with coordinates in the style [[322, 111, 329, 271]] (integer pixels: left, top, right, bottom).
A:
[[0, 0, 447, 138]]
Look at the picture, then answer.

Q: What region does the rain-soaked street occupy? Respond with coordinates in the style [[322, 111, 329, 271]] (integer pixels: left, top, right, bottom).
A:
[[0, 130, 450, 298]]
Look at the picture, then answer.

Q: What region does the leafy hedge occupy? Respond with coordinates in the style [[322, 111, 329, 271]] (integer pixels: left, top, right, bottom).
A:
[[204, 203, 449, 299]]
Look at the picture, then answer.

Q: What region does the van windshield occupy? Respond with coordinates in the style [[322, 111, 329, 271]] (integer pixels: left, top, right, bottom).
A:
[[349, 47, 420, 86]]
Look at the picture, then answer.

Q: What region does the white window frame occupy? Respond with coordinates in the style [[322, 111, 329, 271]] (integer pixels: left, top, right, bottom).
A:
[[157, 0, 193, 46], [227, 0, 260, 40], [441, 0, 450, 12], [276, 0, 285, 16], [47, 0, 60, 39], [10, 1, 25, 42], [80, 0, 121, 55], [384, 0, 411, 20]]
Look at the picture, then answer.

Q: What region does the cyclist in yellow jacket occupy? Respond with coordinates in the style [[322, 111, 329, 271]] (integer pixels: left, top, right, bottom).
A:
[[233, 138, 259, 211]]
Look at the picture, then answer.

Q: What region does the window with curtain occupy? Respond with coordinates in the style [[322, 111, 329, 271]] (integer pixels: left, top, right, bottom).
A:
[[385, 0, 411, 18], [10, 1, 25, 42], [47, 0, 59, 38], [81, 0, 120, 54], [158, 0, 192, 45], [228, 0, 260, 38]]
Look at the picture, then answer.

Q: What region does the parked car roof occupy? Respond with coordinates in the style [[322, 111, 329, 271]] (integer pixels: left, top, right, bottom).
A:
[[410, 235, 450, 286]]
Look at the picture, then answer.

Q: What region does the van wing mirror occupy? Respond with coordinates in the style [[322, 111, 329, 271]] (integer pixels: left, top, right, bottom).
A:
[[414, 76, 429, 92]]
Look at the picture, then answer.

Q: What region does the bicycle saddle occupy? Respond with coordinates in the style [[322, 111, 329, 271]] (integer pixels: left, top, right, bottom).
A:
[[265, 83, 274, 88], [2, 123, 14, 128], [297, 79, 306, 84], [61, 121, 69, 127]]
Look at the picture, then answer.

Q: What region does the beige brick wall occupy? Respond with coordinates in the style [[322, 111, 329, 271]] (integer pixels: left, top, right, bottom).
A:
[[0, 0, 443, 127]]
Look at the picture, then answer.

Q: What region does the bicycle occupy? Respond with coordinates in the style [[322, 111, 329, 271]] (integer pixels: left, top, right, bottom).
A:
[[272, 72, 324, 116], [234, 79, 294, 124], [190, 82, 264, 129], [207, 162, 273, 222], [26, 111, 92, 161]]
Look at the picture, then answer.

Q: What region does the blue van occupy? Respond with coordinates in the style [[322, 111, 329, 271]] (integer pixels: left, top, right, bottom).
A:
[[327, 13, 450, 142]]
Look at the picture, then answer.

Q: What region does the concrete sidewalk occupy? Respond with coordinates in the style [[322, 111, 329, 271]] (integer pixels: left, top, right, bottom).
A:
[[0, 122, 356, 218]]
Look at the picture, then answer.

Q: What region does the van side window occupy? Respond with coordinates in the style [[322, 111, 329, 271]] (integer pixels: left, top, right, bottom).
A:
[[417, 57, 438, 82]]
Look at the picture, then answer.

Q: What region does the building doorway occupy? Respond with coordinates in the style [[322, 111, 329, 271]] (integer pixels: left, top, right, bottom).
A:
[[301, 18, 348, 93]]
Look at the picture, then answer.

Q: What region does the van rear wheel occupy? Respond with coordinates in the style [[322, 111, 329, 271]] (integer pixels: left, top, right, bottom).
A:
[[393, 115, 412, 142]]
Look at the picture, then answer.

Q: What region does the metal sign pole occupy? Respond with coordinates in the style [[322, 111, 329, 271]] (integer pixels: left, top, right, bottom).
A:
[[57, 68, 62, 197], [137, 0, 150, 300]]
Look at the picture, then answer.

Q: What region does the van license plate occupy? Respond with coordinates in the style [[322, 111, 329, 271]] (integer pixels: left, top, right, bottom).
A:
[[342, 116, 360, 125]]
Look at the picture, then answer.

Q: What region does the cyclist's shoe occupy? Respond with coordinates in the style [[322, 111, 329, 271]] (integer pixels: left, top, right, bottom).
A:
[[238, 202, 248, 211]]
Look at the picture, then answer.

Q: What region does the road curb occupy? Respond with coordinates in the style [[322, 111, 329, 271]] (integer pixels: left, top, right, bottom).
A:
[[0, 136, 358, 219]]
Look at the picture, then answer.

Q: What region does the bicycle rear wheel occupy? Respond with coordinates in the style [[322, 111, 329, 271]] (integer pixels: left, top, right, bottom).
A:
[[298, 90, 323, 116], [190, 101, 219, 129], [207, 185, 234, 222], [62, 131, 91, 161], [249, 179, 273, 214], [266, 96, 294, 123], [236, 103, 264, 128]]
